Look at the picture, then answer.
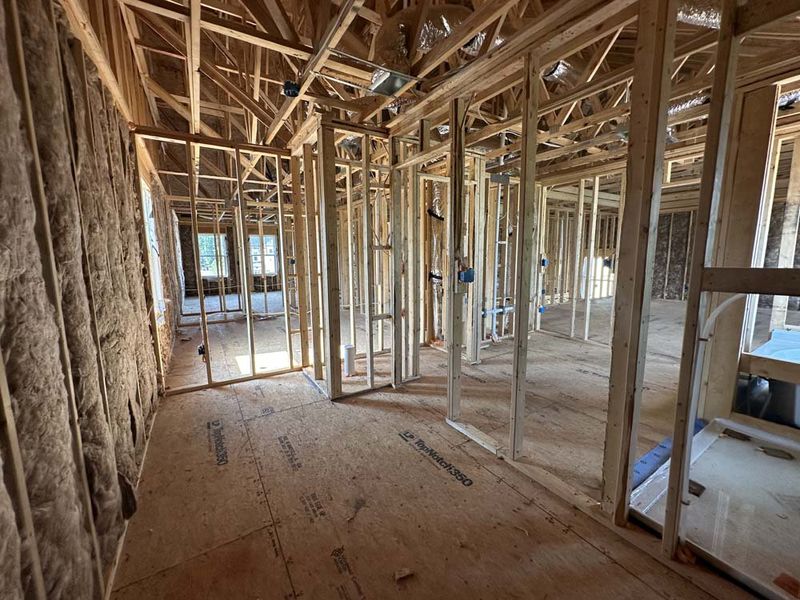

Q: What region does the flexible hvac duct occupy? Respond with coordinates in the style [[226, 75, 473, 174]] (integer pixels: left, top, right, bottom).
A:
[[668, 87, 798, 114], [668, 93, 710, 117], [418, 6, 485, 56], [779, 89, 800, 110], [371, 4, 513, 99], [430, 182, 445, 340], [373, 5, 479, 75], [665, 126, 679, 144], [341, 135, 361, 158], [677, 0, 721, 29], [542, 60, 573, 84]]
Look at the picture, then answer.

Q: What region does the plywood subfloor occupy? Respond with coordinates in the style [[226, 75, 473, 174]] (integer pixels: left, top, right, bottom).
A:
[[166, 297, 683, 501], [113, 344, 716, 599], [168, 291, 391, 391], [420, 298, 684, 500]]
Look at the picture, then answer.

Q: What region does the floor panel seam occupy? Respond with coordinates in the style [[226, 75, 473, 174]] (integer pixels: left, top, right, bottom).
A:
[[233, 385, 300, 598], [111, 524, 274, 594]]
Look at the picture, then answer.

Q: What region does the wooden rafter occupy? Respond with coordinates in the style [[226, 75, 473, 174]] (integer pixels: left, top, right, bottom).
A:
[[264, 0, 365, 144]]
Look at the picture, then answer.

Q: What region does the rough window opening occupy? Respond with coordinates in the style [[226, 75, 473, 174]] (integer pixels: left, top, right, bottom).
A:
[[141, 179, 166, 324], [198, 233, 229, 278], [249, 233, 278, 276]]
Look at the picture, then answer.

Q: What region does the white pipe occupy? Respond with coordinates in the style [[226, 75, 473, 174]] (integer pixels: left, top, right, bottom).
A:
[[700, 293, 746, 340]]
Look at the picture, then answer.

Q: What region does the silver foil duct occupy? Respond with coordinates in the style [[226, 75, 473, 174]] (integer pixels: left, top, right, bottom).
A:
[[665, 126, 679, 144], [667, 93, 709, 117], [430, 182, 445, 339], [542, 60, 572, 84], [677, 0, 721, 29], [370, 5, 510, 98], [417, 7, 484, 55], [341, 135, 361, 158], [778, 89, 800, 110]]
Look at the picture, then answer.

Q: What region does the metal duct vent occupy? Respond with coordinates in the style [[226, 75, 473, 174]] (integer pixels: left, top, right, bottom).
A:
[[369, 69, 416, 96]]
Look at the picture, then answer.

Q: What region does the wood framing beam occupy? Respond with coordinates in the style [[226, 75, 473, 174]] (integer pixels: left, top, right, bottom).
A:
[[185, 143, 213, 375], [302, 143, 324, 380], [123, 0, 311, 59], [420, 120, 434, 345], [62, 0, 131, 117], [415, 0, 519, 77], [264, 0, 364, 144], [735, 0, 800, 35], [317, 120, 343, 398], [396, 25, 714, 150], [386, 0, 638, 134], [249, 46, 262, 144], [346, 165, 357, 350], [740, 352, 800, 385], [699, 84, 778, 419], [275, 164, 294, 366], [188, 0, 200, 135], [409, 131, 423, 376], [119, 5, 159, 124], [467, 157, 487, 364], [333, 0, 380, 25], [239, 0, 298, 42], [602, 0, 678, 525], [446, 96, 469, 421], [134, 124, 289, 155], [540, 31, 716, 118], [290, 156, 311, 366], [661, 0, 740, 558], [701, 267, 800, 296], [233, 147, 257, 377], [134, 9, 291, 144], [358, 0, 519, 122], [390, 135, 403, 386], [509, 54, 540, 460], [60, 0, 160, 181], [584, 176, 600, 340], [570, 179, 585, 338], [0, 345, 46, 599], [205, 11, 372, 81], [555, 26, 623, 126], [362, 135, 375, 387], [142, 80, 270, 183]]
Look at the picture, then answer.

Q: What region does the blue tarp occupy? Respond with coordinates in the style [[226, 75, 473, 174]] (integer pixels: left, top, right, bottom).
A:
[[632, 418, 706, 489], [751, 329, 800, 363]]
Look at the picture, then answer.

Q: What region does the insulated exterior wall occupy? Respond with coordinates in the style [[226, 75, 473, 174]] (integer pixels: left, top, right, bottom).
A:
[[651, 215, 671, 298], [84, 68, 153, 491], [0, 1, 95, 595], [179, 224, 249, 299], [179, 224, 198, 297], [651, 210, 694, 300], [151, 184, 180, 367], [760, 201, 800, 309], [20, 0, 125, 567], [109, 101, 157, 425], [63, 52, 142, 495], [0, 1, 174, 596], [0, 451, 22, 599], [665, 211, 691, 298]]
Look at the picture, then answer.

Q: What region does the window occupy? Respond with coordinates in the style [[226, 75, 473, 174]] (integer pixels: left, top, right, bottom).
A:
[[249, 234, 278, 276], [198, 233, 229, 278], [140, 180, 166, 324]]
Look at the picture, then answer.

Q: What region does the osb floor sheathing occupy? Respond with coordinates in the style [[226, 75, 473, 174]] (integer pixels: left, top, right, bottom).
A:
[[112, 345, 716, 599]]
